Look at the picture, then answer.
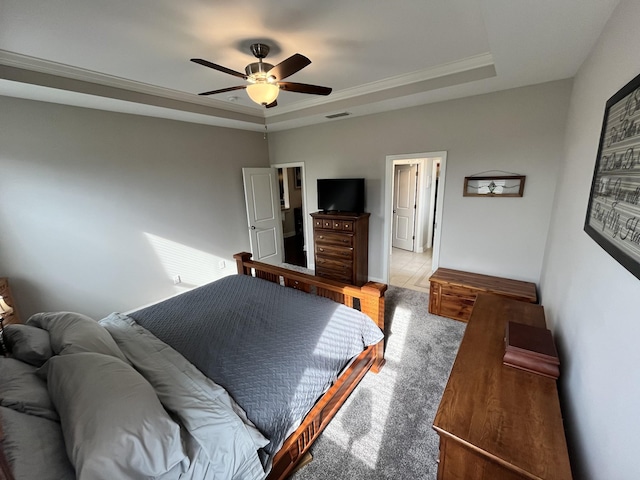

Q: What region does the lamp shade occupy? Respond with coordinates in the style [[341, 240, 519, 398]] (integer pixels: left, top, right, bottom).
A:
[[246, 82, 279, 106], [0, 296, 13, 316]]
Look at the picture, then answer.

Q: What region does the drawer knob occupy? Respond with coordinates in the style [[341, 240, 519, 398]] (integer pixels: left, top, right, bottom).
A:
[[319, 248, 324, 252]]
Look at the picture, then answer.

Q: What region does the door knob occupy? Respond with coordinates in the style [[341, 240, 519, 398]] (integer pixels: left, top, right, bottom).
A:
[[251, 226, 256, 230]]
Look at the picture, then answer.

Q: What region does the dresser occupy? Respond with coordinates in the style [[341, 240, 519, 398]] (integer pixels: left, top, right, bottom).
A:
[[433, 293, 572, 480], [311, 212, 369, 286], [429, 268, 537, 322]]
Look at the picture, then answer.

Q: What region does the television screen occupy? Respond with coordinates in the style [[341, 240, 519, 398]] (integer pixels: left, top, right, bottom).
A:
[[317, 178, 365, 213]]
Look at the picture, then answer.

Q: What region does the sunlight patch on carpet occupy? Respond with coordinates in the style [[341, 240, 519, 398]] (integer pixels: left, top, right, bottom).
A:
[[318, 303, 412, 469]]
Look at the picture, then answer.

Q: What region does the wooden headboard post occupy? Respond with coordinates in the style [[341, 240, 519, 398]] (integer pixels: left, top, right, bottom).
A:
[[234, 252, 253, 276], [233, 252, 386, 373], [361, 282, 387, 373]]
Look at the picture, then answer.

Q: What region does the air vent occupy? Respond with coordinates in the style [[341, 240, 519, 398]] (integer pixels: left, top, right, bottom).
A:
[[325, 112, 351, 119]]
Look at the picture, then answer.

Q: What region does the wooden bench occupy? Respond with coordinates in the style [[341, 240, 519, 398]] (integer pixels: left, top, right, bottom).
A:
[[428, 268, 537, 322]]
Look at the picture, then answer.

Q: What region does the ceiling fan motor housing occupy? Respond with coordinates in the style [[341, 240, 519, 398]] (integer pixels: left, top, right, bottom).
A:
[[245, 62, 275, 77]]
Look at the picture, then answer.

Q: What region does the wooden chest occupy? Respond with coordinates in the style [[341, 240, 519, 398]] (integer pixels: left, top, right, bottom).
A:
[[311, 212, 369, 286], [428, 268, 537, 322]]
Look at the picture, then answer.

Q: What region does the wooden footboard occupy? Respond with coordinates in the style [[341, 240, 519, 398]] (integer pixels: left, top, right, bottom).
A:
[[233, 252, 387, 479]]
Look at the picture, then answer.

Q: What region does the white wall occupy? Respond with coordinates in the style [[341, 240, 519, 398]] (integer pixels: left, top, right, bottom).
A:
[[540, 1, 640, 478], [269, 80, 572, 282], [0, 96, 269, 320]]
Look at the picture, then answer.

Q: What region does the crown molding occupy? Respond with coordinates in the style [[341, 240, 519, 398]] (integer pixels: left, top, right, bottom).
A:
[[266, 53, 494, 117], [0, 49, 262, 117], [0, 49, 495, 131]]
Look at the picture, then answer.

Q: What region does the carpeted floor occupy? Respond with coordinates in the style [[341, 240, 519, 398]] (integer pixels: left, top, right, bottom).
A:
[[291, 286, 466, 479]]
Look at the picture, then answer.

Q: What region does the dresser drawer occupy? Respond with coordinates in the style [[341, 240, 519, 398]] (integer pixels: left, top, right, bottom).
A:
[[315, 266, 353, 284], [315, 255, 353, 272], [324, 219, 355, 231], [313, 219, 355, 231], [315, 232, 354, 247], [315, 244, 353, 260]]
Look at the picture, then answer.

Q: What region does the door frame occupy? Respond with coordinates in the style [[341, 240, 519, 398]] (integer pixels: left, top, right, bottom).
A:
[[271, 161, 311, 269], [383, 151, 447, 284]]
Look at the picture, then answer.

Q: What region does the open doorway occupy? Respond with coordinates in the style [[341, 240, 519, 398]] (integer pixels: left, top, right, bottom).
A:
[[272, 162, 309, 269], [383, 152, 447, 292]]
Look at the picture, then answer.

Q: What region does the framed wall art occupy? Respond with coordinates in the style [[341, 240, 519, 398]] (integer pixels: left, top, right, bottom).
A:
[[584, 71, 640, 280], [463, 174, 525, 197]]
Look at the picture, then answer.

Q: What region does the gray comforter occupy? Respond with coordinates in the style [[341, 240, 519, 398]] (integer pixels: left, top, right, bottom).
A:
[[0, 274, 383, 480], [129, 274, 384, 462]]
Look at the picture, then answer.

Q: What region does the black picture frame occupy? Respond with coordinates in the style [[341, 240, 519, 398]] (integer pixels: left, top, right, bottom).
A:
[[584, 71, 640, 280]]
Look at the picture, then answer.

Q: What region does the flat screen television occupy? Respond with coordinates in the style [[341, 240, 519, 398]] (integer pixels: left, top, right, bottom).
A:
[[317, 178, 365, 213]]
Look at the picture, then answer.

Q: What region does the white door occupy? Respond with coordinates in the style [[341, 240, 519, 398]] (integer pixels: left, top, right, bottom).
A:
[[392, 164, 418, 251], [242, 168, 284, 265]]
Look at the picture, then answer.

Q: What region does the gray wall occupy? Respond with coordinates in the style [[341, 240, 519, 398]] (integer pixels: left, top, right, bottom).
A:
[[269, 80, 572, 283], [0, 96, 269, 319], [540, 1, 640, 478]]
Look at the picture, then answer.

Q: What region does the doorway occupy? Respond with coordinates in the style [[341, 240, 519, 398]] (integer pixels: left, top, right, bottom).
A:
[[383, 152, 447, 289], [272, 162, 310, 269], [392, 163, 419, 252]]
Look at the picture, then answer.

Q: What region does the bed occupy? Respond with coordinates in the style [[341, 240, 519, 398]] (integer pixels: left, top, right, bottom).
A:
[[0, 252, 387, 480]]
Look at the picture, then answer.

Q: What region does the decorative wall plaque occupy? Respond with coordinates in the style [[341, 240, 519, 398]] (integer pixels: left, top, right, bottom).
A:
[[463, 175, 526, 197]]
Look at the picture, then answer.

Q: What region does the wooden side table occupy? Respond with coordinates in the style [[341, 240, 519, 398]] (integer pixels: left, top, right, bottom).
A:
[[428, 268, 537, 322]]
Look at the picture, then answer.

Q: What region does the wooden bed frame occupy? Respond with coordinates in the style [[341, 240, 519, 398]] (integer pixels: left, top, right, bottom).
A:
[[233, 252, 387, 479], [0, 253, 387, 480]]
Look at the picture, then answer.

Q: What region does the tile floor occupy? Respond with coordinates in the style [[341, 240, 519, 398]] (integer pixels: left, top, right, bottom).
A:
[[389, 247, 433, 293]]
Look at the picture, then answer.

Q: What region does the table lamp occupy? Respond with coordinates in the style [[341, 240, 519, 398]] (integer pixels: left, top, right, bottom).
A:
[[0, 295, 13, 355]]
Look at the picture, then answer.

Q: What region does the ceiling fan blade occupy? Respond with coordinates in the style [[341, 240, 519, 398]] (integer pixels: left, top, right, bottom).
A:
[[268, 54, 311, 80], [191, 58, 247, 79], [197, 85, 246, 96], [265, 100, 278, 108], [278, 82, 332, 96]]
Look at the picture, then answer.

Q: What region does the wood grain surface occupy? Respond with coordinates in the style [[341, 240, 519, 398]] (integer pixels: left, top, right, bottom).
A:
[[433, 294, 572, 480]]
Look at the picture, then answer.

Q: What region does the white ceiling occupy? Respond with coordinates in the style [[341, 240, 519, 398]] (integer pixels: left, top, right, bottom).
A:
[[0, 0, 620, 132]]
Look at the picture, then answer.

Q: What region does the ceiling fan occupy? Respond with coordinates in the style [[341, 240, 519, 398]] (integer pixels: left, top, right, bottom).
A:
[[191, 43, 332, 108]]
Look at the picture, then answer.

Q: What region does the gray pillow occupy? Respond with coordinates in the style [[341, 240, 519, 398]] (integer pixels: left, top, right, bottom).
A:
[[0, 406, 75, 480], [45, 352, 187, 479], [0, 357, 58, 421], [102, 313, 269, 479], [27, 311, 128, 362], [4, 324, 53, 366]]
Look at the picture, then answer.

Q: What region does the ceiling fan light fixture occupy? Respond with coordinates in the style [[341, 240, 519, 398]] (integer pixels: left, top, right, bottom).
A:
[[246, 82, 279, 106]]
